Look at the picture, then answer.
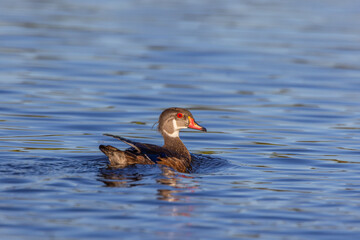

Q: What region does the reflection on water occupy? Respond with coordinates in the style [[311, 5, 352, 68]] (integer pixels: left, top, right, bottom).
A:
[[101, 160, 202, 202], [99, 149, 230, 217], [101, 165, 200, 221], [1, 0, 360, 239]]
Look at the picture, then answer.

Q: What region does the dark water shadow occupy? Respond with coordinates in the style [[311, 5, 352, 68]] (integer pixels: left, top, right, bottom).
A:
[[0, 155, 106, 177], [190, 153, 231, 174]]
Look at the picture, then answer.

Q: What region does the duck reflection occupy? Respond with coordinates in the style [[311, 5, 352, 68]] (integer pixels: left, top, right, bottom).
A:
[[100, 165, 199, 222], [156, 167, 188, 202], [100, 169, 145, 187], [100, 165, 198, 203]]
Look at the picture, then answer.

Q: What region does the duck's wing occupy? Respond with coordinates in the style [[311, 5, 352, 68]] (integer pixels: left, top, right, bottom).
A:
[[103, 133, 142, 153], [103, 133, 169, 157]]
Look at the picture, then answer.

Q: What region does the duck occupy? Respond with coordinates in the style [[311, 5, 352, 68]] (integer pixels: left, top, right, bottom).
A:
[[99, 107, 207, 173]]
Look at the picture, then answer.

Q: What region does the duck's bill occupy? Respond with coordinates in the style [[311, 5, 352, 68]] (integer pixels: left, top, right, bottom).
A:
[[188, 116, 207, 132]]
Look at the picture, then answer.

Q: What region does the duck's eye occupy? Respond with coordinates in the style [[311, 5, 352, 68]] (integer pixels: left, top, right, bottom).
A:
[[177, 113, 183, 118]]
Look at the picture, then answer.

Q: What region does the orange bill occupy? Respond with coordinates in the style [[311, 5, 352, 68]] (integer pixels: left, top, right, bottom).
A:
[[188, 116, 207, 132]]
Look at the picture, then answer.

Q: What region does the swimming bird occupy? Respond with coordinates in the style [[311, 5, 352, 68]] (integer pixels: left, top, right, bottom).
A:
[[99, 107, 207, 173]]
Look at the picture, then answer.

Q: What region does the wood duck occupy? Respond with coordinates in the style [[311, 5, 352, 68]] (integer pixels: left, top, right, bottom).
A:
[[99, 107, 207, 173]]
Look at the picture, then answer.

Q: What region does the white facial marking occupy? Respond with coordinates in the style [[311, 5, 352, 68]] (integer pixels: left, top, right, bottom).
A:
[[163, 129, 179, 138], [172, 119, 178, 130], [162, 118, 185, 138]]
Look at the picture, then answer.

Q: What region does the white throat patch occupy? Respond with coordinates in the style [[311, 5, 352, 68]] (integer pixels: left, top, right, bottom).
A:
[[163, 129, 179, 138]]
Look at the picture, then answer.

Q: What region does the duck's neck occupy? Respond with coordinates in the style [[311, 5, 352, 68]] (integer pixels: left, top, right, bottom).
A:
[[163, 134, 191, 160]]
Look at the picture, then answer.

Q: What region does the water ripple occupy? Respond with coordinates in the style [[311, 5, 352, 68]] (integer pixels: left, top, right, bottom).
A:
[[1, 0, 360, 239]]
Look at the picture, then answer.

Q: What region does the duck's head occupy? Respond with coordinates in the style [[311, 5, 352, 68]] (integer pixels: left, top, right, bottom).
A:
[[158, 107, 207, 138]]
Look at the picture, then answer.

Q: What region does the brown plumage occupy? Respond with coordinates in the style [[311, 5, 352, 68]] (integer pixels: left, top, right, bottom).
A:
[[99, 107, 207, 173]]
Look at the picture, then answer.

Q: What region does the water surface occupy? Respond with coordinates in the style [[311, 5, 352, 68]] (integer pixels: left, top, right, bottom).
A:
[[1, 0, 360, 239]]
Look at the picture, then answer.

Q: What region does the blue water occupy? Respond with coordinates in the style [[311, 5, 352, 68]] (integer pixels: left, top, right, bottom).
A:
[[1, 0, 360, 239]]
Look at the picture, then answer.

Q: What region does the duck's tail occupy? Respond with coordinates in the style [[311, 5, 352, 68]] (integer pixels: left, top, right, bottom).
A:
[[99, 145, 153, 167], [99, 145, 132, 167]]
